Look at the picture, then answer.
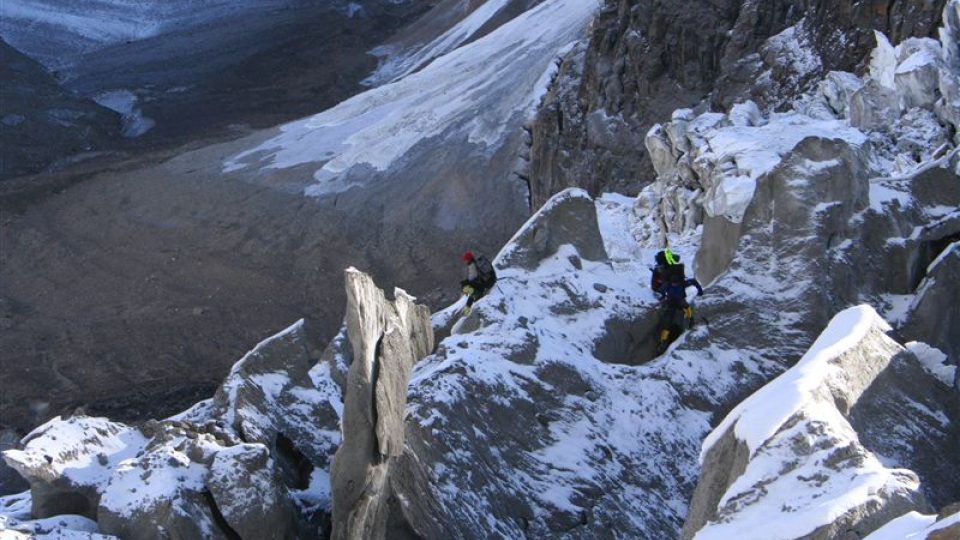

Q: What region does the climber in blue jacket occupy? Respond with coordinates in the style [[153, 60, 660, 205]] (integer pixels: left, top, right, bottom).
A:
[[651, 249, 702, 354]]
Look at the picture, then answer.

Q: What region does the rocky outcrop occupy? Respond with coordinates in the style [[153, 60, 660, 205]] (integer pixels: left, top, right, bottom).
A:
[[849, 341, 960, 509], [211, 320, 342, 497], [638, 6, 960, 287], [682, 306, 932, 540], [527, 0, 949, 207], [330, 269, 433, 540], [2, 316, 348, 539], [497, 188, 609, 271]]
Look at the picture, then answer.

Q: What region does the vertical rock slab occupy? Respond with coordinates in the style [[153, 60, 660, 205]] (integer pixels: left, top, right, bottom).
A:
[[900, 242, 960, 362], [330, 269, 433, 540]]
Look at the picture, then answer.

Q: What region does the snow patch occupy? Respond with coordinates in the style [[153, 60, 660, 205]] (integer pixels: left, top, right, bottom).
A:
[[92, 90, 154, 138]]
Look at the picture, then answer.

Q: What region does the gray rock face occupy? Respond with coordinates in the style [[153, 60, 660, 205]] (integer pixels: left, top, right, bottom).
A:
[[207, 444, 298, 540], [212, 320, 341, 491], [849, 346, 960, 509], [850, 79, 901, 130], [901, 242, 960, 362], [330, 268, 433, 540]]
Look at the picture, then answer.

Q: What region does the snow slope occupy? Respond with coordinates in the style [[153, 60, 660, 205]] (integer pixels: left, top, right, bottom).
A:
[[225, 0, 600, 196]]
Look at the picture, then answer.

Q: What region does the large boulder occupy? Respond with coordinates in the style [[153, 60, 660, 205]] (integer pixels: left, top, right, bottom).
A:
[[329, 268, 433, 540], [849, 78, 901, 130], [682, 306, 931, 540], [895, 39, 944, 110]]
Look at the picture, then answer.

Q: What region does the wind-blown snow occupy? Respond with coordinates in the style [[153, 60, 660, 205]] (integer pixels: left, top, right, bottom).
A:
[[700, 305, 891, 461], [224, 0, 600, 195], [906, 341, 956, 386]]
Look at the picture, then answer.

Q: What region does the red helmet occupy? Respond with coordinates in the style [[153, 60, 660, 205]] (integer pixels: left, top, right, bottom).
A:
[[462, 251, 475, 263]]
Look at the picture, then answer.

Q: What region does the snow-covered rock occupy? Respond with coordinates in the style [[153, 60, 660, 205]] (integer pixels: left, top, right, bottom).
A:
[[2, 416, 147, 519], [497, 188, 608, 271], [330, 268, 433, 540], [895, 39, 943, 110], [682, 306, 930, 540], [850, 79, 902, 130], [207, 444, 298, 539], [211, 319, 341, 498]]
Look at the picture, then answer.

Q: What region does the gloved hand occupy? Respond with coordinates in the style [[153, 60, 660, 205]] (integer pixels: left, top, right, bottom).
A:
[[462, 306, 472, 316], [462, 285, 475, 296]]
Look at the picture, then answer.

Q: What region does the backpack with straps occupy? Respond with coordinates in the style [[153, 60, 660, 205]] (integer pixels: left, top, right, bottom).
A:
[[474, 255, 497, 289]]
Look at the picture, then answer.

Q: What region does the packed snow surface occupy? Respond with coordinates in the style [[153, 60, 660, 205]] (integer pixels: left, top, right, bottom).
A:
[[225, 0, 601, 195]]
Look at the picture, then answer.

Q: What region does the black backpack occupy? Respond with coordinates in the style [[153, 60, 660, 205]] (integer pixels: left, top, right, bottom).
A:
[[474, 255, 497, 288], [665, 262, 685, 286]]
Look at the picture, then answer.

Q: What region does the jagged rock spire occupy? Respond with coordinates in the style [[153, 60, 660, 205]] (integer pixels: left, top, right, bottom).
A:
[[330, 268, 434, 540]]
